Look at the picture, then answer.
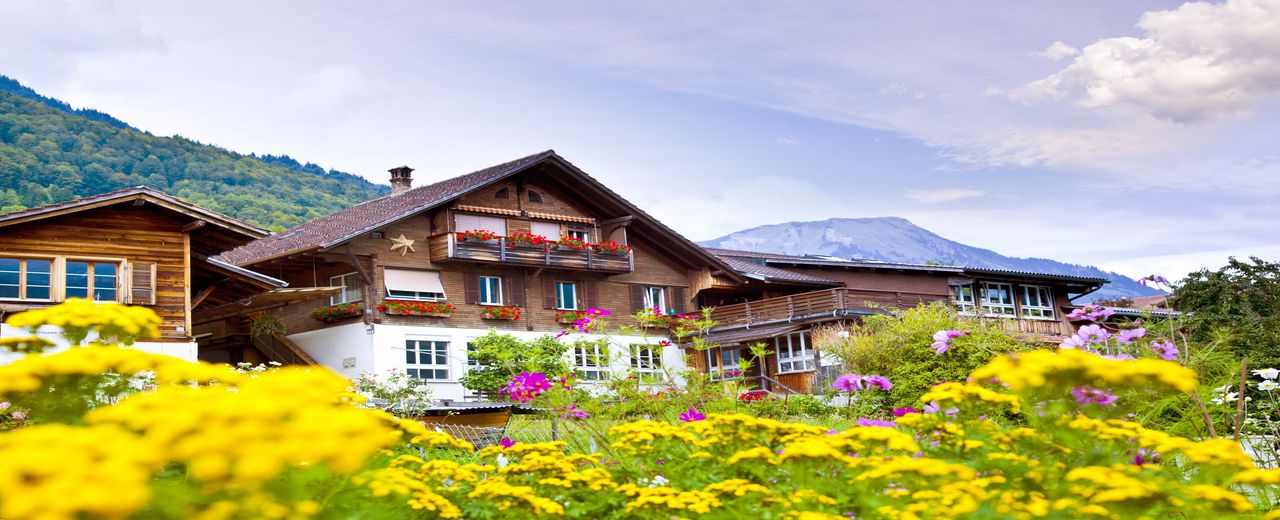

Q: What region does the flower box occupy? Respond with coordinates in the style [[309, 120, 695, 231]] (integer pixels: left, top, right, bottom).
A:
[[592, 240, 633, 255], [377, 299, 456, 317], [311, 302, 363, 322], [482, 306, 522, 321], [456, 229, 502, 242], [554, 237, 589, 252], [506, 232, 552, 249], [554, 310, 586, 324]]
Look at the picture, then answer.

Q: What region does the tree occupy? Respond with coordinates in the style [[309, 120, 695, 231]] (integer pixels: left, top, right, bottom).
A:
[[458, 332, 571, 399], [1172, 256, 1280, 368]]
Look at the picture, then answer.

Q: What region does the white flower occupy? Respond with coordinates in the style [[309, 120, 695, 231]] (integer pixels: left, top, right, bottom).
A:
[[1259, 380, 1280, 392], [1210, 392, 1240, 405], [1213, 384, 1234, 393], [1252, 368, 1280, 380], [0, 402, 9, 410]]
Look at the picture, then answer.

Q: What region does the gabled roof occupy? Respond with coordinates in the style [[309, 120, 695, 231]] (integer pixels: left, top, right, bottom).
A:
[[709, 252, 840, 286], [218, 151, 743, 281]]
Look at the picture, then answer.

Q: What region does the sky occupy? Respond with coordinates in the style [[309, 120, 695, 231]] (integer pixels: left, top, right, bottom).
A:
[[2, 0, 1279, 280]]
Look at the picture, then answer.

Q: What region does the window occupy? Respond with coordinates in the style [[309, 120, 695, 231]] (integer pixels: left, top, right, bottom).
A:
[[556, 281, 578, 310], [527, 190, 542, 203], [478, 275, 503, 305], [495, 188, 509, 199], [980, 282, 1016, 317], [63, 261, 119, 302], [776, 332, 815, 374], [573, 343, 609, 381], [455, 214, 507, 235], [952, 284, 976, 314], [0, 258, 18, 299], [643, 286, 666, 313], [630, 344, 663, 378], [1020, 285, 1055, 319], [330, 272, 363, 305], [530, 221, 561, 241], [707, 347, 743, 380], [406, 339, 450, 380], [567, 227, 590, 242], [384, 269, 445, 301]]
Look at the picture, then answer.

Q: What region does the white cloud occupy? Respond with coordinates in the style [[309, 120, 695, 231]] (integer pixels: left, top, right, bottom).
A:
[[776, 135, 799, 146], [1013, 0, 1280, 123], [1032, 41, 1078, 61], [1099, 243, 1280, 280], [905, 188, 986, 204]]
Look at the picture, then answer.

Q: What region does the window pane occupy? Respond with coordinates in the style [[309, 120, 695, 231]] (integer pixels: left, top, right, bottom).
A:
[[0, 258, 18, 298], [25, 259, 50, 300], [66, 261, 89, 298], [557, 282, 576, 309], [93, 263, 117, 301]]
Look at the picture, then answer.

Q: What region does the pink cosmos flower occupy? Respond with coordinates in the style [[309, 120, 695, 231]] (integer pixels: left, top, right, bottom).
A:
[[832, 373, 865, 392], [1071, 386, 1119, 406], [503, 372, 552, 403], [856, 418, 895, 428], [1149, 339, 1179, 361], [1115, 328, 1146, 345], [678, 407, 706, 422], [862, 375, 893, 390], [658, 340, 672, 347], [1138, 274, 1169, 287], [499, 437, 516, 449], [558, 403, 590, 419], [923, 401, 959, 416], [1065, 304, 1115, 322], [1059, 335, 1087, 349], [930, 329, 970, 354], [891, 407, 918, 417], [1076, 325, 1111, 344]]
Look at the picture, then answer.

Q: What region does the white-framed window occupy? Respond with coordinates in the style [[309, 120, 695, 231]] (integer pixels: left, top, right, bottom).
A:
[[1020, 285, 1055, 320], [0, 258, 52, 301], [530, 221, 561, 241], [567, 227, 590, 242], [478, 275, 503, 305], [643, 286, 666, 313], [556, 281, 578, 310], [573, 343, 609, 381], [330, 272, 363, 305], [630, 344, 663, 378], [952, 284, 976, 314], [707, 347, 743, 380], [406, 339, 450, 380], [65, 260, 120, 302], [980, 282, 1016, 317], [776, 332, 815, 374], [384, 269, 446, 301]]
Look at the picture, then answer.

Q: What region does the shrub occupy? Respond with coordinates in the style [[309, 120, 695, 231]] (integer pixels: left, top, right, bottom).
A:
[[459, 332, 571, 398]]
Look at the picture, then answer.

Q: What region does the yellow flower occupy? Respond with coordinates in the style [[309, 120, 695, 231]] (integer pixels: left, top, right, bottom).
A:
[[468, 478, 565, 515], [1184, 484, 1253, 512], [919, 381, 1021, 413], [972, 348, 1197, 394], [703, 478, 771, 497], [6, 299, 162, 345], [618, 484, 722, 514]]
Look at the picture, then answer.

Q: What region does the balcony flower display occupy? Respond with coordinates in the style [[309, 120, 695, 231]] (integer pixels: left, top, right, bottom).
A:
[[482, 305, 522, 321], [377, 299, 456, 317], [506, 232, 551, 249], [553, 310, 586, 324], [456, 229, 501, 242], [311, 302, 363, 322], [592, 240, 632, 255], [554, 237, 589, 251]]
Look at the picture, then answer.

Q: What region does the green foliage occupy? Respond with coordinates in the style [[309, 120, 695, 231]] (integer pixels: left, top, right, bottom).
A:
[[249, 315, 287, 337], [458, 332, 572, 397], [0, 77, 387, 230], [815, 302, 1031, 408], [1173, 256, 1280, 369]]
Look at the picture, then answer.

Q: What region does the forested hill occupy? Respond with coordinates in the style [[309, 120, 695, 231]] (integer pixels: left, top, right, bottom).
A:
[[0, 75, 388, 230]]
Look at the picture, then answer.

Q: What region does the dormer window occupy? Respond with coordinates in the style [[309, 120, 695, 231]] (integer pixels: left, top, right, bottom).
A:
[[494, 188, 509, 199]]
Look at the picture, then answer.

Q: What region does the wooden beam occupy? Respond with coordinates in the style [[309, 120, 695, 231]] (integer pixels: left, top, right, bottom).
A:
[[345, 247, 374, 285], [191, 285, 217, 309], [132, 198, 146, 207], [182, 220, 207, 233]]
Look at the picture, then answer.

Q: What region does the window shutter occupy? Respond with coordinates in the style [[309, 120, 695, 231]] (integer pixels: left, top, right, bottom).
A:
[[629, 284, 645, 312], [583, 280, 598, 309], [669, 286, 686, 313], [542, 278, 556, 309], [463, 273, 479, 304], [130, 262, 156, 305], [507, 274, 526, 307]]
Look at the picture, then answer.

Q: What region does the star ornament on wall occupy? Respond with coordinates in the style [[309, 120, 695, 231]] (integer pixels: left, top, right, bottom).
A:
[[389, 234, 416, 256]]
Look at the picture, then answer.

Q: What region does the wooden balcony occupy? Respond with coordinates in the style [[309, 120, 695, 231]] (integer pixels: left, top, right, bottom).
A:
[[428, 233, 634, 273], [709, 288, 947, 329]]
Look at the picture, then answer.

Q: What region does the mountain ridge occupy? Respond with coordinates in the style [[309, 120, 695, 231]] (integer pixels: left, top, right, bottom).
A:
[[700, 217, 1161, 301]]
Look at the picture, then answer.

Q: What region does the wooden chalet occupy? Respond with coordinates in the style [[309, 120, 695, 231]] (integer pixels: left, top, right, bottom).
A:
[[693, 248, 1108, 394], [0, 187, 290, 360]]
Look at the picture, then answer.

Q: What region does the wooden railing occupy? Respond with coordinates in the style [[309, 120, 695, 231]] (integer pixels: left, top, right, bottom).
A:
[[709, 288, 947, 329], [251, 334, 317, 366], [743, 375, 802, 396], [991, 317, 1074, 337], [428, 234, 633, 273]]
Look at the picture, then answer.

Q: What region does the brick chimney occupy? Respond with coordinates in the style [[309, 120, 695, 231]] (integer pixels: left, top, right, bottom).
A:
[[389, 166, 414, 195]]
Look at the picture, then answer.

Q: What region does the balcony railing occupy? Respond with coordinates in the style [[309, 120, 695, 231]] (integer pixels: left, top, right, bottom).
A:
[[428, 233, 634, 273], [709, 288, 946, 329]]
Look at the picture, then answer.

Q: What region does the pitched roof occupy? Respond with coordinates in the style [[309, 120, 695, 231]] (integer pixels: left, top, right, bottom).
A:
[[710, 253, 840, 286], [217, 151, 555, 265], [0, 185, 267, 239], [218, 151, 743, 280]]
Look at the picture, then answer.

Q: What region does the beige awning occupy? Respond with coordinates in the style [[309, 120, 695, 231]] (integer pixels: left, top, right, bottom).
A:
[[385, 269, 445, 294]]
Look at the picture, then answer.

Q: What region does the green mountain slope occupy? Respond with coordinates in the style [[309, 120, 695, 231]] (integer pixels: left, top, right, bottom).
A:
[[0, 75, 388, 230]]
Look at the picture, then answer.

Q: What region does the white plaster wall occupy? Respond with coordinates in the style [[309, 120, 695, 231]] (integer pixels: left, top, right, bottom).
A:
[[0, 324, 197, 364], [366, 324, 683, 402], [286, 323, 374, 378]]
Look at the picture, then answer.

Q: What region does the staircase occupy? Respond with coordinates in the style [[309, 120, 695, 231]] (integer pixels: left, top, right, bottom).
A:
[[250, 334, 317, 366]]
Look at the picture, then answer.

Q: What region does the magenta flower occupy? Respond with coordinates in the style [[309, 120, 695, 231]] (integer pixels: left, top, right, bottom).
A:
[[1138, 274, 1170, 287], [930, 329, 970, 355], [503, 372, 552, 403], [658, 340, 672, 347], [1076, 325, 1111, 344], [586, 307, 613, 316], [832, 373, 865, 392], [862, 375, 893, 390], [499, 437, 516, 449], [923, 401, 959, 416], [558, 403, 590, 419], [1065, 304, 1115, 322], [891, 407, 918, 417], [856, 418, 895, 428], [1071, 386, 1119, 406], [1149, 339, 1179, 361], [678, 407, 706, 422], [1115, 328, 1146, 345]]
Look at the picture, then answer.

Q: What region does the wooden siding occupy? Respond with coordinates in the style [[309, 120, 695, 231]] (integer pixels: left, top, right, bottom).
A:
[[709, 288, 947, 329], [0, 205, 190, 339]]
